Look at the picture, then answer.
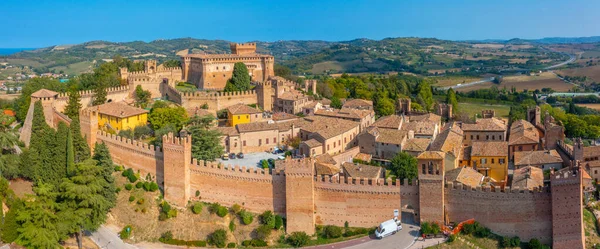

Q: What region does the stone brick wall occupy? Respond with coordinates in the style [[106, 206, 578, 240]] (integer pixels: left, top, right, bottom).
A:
[[551, 169, 585, 249], [314, 176, 401, 228], [285, 158, 316, 234], [445, 183, 553, 244], [177, 90, 258, 112]]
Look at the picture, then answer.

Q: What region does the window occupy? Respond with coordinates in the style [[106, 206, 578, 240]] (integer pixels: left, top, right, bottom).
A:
[[464, 135, 466, 139], [481, 158, 487, 164], [225, 140, 229, 146], [243, 141, 246, 146], [492, 135, 495, 140], [499, 159, 505, 164], [500, 135, 503, 140], [333, 142, 336, 148], [470, 135, 473, 140], [234, 142, 237, 147], [327, 145, 330, 150], [491, 158, 495, 164], [237, 116, 240, 120], [486, 135, 489, 140], [266, 138, 269, 144], [259, 139, 262, 145], [476, 135, 480, 140], [422, 164, 426, 174], [246, 115, 249, 119], [273, 137, 276, 143], [518, 146, 523, 151]]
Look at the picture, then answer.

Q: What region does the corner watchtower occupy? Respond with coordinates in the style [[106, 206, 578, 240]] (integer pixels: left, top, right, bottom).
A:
[[162, 133, 192, 207], [416, 151, 446, 224], [230, 42, 257, 55], [550, 166, 584, 249], [283, 157, 316, 235]]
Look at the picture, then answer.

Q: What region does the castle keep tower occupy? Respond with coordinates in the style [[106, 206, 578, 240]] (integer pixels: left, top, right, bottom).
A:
[[284, 157, 316, 235], [162, 133, 192, 206], [230, 42, 257, 55], [551, 167, 585, 249], [417, 151, 446, 224]]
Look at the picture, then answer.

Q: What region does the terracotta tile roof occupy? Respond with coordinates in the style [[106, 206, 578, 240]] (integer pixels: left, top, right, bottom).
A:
[[402, 120, 437, 136], [584, 160, 600, 168], [302, 139, 322, 148], [365, 127, 407, 145], [372, 115, 404, 130], [404, 138, 431, 152], [90, 102, 148, 118], [227, 103, 261, 115], [417, 151, 446, 160], [462, 118, 507, 132], [315, 108, 374, 120], [514, 150, 563, 167], [342, 162, 382, 179], [315, 154, 339, 175], [236, 119, 309, 133], [584, 146, 600, 158], [471, 141, 508, 157], [318, 98, 332, 106], [302, 116, 359, 139], [342, 99, 373, 109], [409, 113, 441, 123], [215, 126, 239, 136], [428, 125, 463, 157], [272, 112, 298, 121], [354, 153, 372, 162], [512, 166, 544, 190], [509, 120, 539, 145], [445, 167, 484, 188], [31, 89, 59, 98]]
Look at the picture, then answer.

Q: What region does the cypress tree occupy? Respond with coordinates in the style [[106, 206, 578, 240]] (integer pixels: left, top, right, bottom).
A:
[[446, 88, 459, 113], [30, 101, 55, 183], [224, 62, 251, 92], [92, 85, 107, 106], [70, 116, 90, 163], [64, 89, 82, 119], [66, 129, 75, 176], [93, 142, 116, 208]]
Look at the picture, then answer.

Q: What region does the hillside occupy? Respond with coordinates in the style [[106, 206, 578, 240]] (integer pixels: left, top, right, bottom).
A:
[[0, 37, 576, 77]]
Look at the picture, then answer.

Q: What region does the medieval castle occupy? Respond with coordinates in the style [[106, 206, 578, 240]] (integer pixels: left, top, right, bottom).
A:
[[18, 43, 589, 249]]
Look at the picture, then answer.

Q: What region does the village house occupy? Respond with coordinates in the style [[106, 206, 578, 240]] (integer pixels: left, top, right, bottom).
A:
[[314, 153, 341, 178], [511, 166, 544, 191], [444, 166, 484, 188], [470, 141, 508, 185], [89, 102, 148, 131], [298, 116, 360, 157], [424, 124, 464, 171], [342, 99, 373, 110], [226, 103, 263, 127], [371, 114, 405, 130], [314, 108, 375, 132], [461, 117, 507, 146], [217, 119, 309, 154], [357, 127, 408, 161], [514, 150, 563, 170], [508, 120, 541, 160], [341, 162, 384, 180]]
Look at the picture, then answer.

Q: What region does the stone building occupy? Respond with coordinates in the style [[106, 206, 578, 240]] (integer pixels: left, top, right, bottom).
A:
[[181, 43, 274, 90], [514, 150, 563, 170], [119, 60, 182, 98], [217, 119, 308, 154], [88, 102, 148, 131], [470, 141, 509, 184], [226, 103, 263, 127], [512, 166, 544, 191], [461, 117, 507, 146], [342, 99, 373, 110], [315, 108, 375, 132], [508, 120, 541, 160], [298, 116, 360, 157]]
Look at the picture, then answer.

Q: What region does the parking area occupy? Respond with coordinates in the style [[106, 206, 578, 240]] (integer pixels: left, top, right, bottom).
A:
[[217, 151, 285, 169]]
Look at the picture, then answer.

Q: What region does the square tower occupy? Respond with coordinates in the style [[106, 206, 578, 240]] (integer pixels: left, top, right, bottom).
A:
[[417, 151, 446, 224], [283, 157, 316, 235], [230, 43, 257, 55]]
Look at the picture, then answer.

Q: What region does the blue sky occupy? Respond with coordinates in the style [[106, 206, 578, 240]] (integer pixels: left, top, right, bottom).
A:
[[1, 0, 599, 48]]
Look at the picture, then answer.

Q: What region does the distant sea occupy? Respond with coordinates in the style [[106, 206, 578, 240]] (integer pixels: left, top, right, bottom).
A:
[[0, 48, 37, 55]]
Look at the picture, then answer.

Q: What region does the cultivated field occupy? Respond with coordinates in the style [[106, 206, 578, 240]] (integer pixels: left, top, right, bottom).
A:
[[557, 65, 600, 83], [576, 103, 600, 111], [456, 78, 574, 93], [457, 102, 510, 118], [430, 76, 483, 87], [502, 72, 556, 82]]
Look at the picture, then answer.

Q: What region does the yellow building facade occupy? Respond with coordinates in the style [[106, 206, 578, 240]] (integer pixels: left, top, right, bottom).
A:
[[226, 103, 262, 127], [470, 141, 508, 184], [92, 102, 149, 131]]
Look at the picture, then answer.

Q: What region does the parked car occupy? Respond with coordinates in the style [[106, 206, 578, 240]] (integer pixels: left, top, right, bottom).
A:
[[375, 217, 402, 239], [229, 153, 236, 159], [237, 152, 244, 159], [221, 154, 229, 160]]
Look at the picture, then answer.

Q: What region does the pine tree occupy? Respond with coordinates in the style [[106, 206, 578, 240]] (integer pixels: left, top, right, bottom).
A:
[[64, 89, 82, 119], [59, 159, 112, 249], [0, 199, 23, 243], [30, 101, 57, 184], [93, 142, 116, 208], [15, 183, 62, 249], [67, 130, 75, 176], [70, 116, 90, 163], [224, 62, 251, 92], [92, 85, 107, 106], [446, 88, 459, 113]]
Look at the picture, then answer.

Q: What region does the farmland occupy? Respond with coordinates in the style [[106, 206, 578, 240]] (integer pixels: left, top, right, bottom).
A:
[[457, 102, 511, 118], [455, 76, 574, 93], [576, 103, 600, 111], [557, 65, 600, 83], [430, 76, 483, 87]]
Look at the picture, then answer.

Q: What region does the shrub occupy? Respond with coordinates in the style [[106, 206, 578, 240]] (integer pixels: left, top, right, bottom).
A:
[[142, 182, 151, 191], [231, 204, 242, 214], [274, 215, 283, 230], [501, 236, 511, 247], [227, 242, 236, 248], [159, 212, 168, 221], [240, 210, 253, 225], [322, 225, 343, 239], [120, 225, 132, 239], [287, 232, 310, 247], [448, 234, 457, 242], [160, 201, 177, 220], [229, 220, 236, 232], [115, 187, 121, 193], [135, 181, 143, 189], [149, 182, 159, 192], [475, 225, 491, 238], [127, 173, 138, 183], [210, 203, 221, 214], [421, 222, 441, 234], [256, 225, 272, 240], [510, 236, 520, 247], [344, 221, 349, 231], [129, 196, 135, 202], [462, 222, 479, 235], [114, 165, 124, 172], [210, 229, 228, 248], [195, 190, 200, 197], [241, 239, 267, 247], [217, 206, 228, 217], [192, 202, 203, 214], [260, 210, 275, 228], [124, 183, 133, 190], [142, 208, 147, 213], [528, 238, 541, 249], [160, 231, 173, 241], [137, 198, 145, 205]]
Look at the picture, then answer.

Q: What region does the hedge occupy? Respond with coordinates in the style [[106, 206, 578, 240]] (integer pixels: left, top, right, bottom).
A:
[[241, 239, 267, 247]]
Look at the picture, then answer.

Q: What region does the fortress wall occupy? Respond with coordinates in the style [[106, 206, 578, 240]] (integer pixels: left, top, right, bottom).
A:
[[400, 179, 420, 212], [96, 131, 164, 181], [445, 183, 553, 244], [179, 90, 258, 111], [313, 176, 401, 228], [189, 160, 286, 214], [55, 86, 131, 112]]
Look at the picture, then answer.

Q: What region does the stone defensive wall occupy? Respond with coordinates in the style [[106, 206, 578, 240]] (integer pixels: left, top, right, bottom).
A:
[[166, 87, 258, 111], [188, 159, 287, 214], [313, 176, 401, 228], [54, 85, 131, 112], [444, 182, 553, 244], [96, 131, 165, 182]]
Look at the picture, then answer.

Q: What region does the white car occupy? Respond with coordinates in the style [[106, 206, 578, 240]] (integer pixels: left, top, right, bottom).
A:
[[375, 217, 402, 239]]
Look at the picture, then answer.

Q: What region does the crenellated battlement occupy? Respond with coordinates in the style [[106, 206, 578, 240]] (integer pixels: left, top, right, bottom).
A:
[[189, 158, 281, 180], [162, 133, 191, 147], [97, 130, 161, 153], [157, 66, 182, 72], [314, 175, 401, 191], [556, 140, 573, 159], [445, 182, 551, 195], [56, 85, 130, 100]]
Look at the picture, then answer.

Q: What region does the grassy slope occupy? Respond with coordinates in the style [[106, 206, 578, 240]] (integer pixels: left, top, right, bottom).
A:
[[457, 102, 511, 118]]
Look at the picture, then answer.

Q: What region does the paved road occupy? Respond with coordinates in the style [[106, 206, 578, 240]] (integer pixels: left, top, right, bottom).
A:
[[88, 225, 137, 249], [344, 223, 420, 249], [545, 53, 576, 70]]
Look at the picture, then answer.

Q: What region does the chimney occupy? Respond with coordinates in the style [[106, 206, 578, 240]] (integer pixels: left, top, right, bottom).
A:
[[408, 130, 415, 139], [358, 167, 362, 172]]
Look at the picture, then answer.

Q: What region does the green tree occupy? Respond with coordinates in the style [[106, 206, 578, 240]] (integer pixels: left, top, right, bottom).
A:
[[15, 77, 66, 121], [92, 84, 107, 106], [287, 232, 310, 247], [64, 89, 82, 119], [93, 142, 116, 209], [148, 106, 188, 131], [389, 152, 418, 180], [59, 159, 112, 249], [163, 59, 181, 68], [374, 97, 395, 116], [0, 114, 18, 150], [15, 183, 63, 249], [70, 116, 91, 163], [186, 115, 224, 161], [224, 62, 251, 92], [134, 85, 151, 108], [417, 82, 433, 111], [330, 96, 342, 109], [1, 199, 23, 243], [210, 229, 228, 248], [446, 88, 458, 113], [66, 128, 75, 176]]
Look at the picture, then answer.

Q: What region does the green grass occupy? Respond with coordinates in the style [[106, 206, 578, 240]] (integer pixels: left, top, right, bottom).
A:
[[50, 61, 94, 75], [584, 208, 600, 248], [175, 83, 197, 92], [457, 102, 511, 118]]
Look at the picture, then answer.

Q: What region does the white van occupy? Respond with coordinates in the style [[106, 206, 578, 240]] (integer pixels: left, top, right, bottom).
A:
[[375, 217, 402, 239]]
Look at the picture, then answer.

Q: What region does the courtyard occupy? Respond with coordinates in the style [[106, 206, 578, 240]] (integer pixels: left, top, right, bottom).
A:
[[217, 151, 285, 169]]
